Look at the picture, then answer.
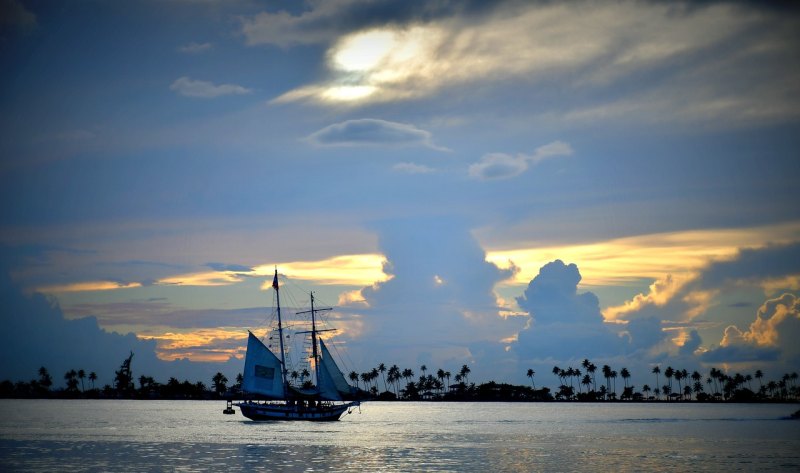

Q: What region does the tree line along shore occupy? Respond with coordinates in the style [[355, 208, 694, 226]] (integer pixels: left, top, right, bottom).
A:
[[1, 354, 797, 403]]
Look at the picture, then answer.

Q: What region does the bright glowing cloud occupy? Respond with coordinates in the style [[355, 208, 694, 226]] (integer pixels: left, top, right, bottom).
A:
[[139, 328, 246, 362], [486, 223, 800, 288], [725, 293, 800, 347], [253, 253, 389, 287], [337, 289, 368, 307], [257, 1, 799, 125], [38, 281, 142, 293], [170, 77, 252, 98], [157, 271, 244, 287]]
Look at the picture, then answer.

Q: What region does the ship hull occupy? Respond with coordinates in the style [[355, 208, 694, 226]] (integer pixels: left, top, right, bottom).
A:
[[236, 401, 358, 421]]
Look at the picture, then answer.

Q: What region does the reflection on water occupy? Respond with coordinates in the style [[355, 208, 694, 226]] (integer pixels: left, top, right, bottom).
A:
[[0, 400, 798, 471]]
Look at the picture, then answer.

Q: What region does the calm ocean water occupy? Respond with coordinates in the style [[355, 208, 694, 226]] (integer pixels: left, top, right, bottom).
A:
[[0, 400, 798, 471]]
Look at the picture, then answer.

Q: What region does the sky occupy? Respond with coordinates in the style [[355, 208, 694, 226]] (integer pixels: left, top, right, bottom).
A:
[[1, 0, 799, 390]]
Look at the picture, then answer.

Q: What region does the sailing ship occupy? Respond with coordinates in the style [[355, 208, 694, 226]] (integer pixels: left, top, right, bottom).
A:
[[235, 269, 361, 421]]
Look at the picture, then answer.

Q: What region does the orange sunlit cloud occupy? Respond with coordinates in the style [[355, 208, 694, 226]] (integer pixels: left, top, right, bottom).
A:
[[139, 328, 247, 362], [254, 253, 389, 286], [156, 271, 244, 287], [485, 222, 800, 287], [37, 280, 142, 293]]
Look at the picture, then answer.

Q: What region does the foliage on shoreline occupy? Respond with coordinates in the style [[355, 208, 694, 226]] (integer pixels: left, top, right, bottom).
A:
[[1, 355, 797, 403]]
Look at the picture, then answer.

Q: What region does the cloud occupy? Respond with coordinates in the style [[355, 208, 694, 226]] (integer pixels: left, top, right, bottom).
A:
[[177, 42, 212, 54], [256, 1, 800, 125], [696, 243, 800, 290], [484, 222, 800, 289], [342, 216, 522, 380], [0, 260, 241, 387], [678, 329, 702, 356], [514, 260, 626, 360], [306, 118, 447, 150], [170, 77, 252, 98], [468, 141, 573, 180], [603, 242, 800, 364], [205, 262, 252, 272], [392, 162, 435, 174], [238, 0, 482, 48]]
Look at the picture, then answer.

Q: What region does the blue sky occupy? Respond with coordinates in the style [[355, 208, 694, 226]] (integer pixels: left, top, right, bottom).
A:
[[1, 0, 799, 389]]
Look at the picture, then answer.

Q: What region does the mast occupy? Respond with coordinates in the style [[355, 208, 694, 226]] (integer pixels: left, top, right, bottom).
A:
[[273, 268, 289, 397], [296, 291, 332, 388], [310, 292, 320, 383]]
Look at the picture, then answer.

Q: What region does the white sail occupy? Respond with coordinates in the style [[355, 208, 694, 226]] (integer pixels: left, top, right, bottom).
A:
[[317, 338, 354, 401], [242, 331, 285, 399]]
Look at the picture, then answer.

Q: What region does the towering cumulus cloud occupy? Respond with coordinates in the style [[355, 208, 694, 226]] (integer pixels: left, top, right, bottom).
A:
[[348, 217, 521, 373], [514, 260, 622, 360]]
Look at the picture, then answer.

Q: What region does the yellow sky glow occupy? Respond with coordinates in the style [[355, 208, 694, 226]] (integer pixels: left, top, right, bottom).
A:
[[253, 253, 389, 286], [37, 280, 142, 293], [486, 223, 800, 287]]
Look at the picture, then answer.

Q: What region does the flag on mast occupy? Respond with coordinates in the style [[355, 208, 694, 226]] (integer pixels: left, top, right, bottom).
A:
[[272, 269, 279, 290]]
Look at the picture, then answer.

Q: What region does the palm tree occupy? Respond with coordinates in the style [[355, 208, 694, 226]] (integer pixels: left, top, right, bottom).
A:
[[38, 367, 53, 391], [460, 365, 471, 385], [370, 367, 379, 389], [349, 371, 359, 390], [652, 366, 661, 395], [300, 368, 310, 384], [402, 368, 414, 385], [290, 370, 299, 386], [602, 365, 612, 394], [653, 386, 660, 400], [75, 369, 86, 393], [526, 369, 536, 389], [620, 368, 630, 389], [64, 369, 79, 393], [588, 363, 597, 391], [755, 369, 764, 392], [89, 372, 97, 390], [664, 366, 674, 392], [388, 365, 401, 394], [420, 365, 427, 378], [378, 363, 387, 392], [582, 374, 592, 395], [674, 369, 683, 396], [445, 371, 451, 391], [610, 370, 618, 398], [642, 384, 651, 399], [212, 372, 228, 396], [693, 381, 703, 400]]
